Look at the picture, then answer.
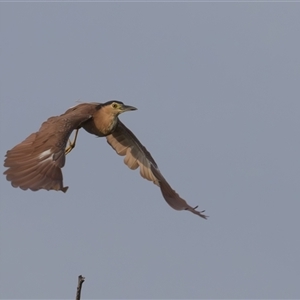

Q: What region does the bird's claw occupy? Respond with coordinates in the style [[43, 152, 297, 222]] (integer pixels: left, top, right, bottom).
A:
[[65, 139, 74, 155], [189, 206, 208, 219]]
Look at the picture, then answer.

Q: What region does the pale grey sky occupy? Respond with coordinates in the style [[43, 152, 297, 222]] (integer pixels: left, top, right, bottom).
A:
[[1, 2, 300, 299]]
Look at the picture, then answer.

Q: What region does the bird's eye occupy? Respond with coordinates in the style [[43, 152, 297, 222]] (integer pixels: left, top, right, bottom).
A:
[[112, 103, 118, 109]]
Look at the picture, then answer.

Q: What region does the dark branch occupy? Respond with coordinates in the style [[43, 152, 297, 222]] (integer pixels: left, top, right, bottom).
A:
[[75, 275, 85, 300]]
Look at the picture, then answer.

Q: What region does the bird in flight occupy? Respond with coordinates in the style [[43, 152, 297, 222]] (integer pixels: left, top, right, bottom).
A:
[[3, 101, 207, 219]]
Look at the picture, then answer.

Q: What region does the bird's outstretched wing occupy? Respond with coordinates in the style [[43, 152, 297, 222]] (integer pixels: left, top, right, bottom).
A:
[[106, 121, 207, 219], [3, 107, 93, 192]]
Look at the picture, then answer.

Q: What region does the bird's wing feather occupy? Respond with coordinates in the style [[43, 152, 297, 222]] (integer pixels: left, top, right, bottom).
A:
[[4, 105, 94, 192], [106, 121, 207, 218]]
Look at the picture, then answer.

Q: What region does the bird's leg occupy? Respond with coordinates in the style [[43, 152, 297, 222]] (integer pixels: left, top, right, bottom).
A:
[[65, 129, 79, 155]]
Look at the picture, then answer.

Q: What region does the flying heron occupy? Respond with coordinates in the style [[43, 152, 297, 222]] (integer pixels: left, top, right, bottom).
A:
[[3, 101, 207, 219]]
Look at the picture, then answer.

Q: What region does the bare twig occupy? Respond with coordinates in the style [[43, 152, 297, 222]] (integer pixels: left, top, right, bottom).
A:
[[76, 275, 85, 300]]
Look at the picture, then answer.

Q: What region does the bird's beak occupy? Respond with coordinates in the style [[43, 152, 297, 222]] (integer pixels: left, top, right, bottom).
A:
[[121, 104, 137, 112]]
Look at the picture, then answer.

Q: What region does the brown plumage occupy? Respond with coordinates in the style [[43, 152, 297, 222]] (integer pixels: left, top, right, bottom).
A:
[[4, 101, 207, 219]]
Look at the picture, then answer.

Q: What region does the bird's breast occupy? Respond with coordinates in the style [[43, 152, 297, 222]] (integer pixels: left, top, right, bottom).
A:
[[82, 116, 118, 137]]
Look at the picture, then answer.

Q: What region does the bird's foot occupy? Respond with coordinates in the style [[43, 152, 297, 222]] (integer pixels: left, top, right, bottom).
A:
[[65, 129, 79, 155], [65, 139, 75, 155], [186, 206, 208, 219]]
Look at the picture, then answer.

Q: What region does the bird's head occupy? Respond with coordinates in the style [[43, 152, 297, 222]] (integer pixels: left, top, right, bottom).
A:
[[102, 100, 137, 116]]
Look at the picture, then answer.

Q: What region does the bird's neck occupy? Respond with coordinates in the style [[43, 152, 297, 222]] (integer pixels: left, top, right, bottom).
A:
[[93, 110, 119, 136]]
